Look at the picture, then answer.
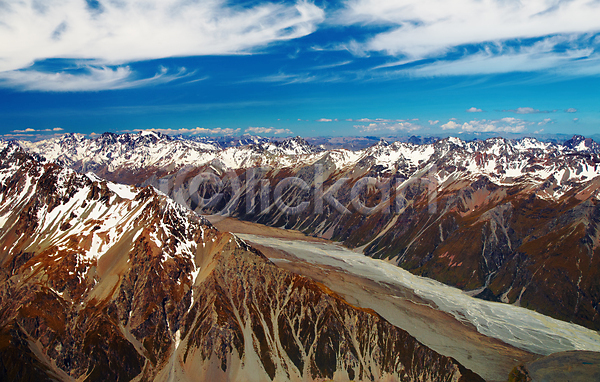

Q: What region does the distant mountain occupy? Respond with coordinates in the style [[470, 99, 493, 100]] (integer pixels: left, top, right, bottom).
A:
[[0, 144, 481, 381], [17, 132, 600, 330], [17, 132, 321, 184], [179, 134, 274, 149]]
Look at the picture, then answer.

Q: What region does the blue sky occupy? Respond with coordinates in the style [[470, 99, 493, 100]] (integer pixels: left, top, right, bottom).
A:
[[1, 0, 599, 140]]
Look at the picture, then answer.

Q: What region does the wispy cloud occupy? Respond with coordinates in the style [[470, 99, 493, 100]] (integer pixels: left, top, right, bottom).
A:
[[11, 127, 63, 133], [0, 66, 192, 92], [138, 127, 241, 136], [239, 72, 319, 85], [502, 107, 554, 114], [339, 0, 600, 59], [311, 60, 353, 70], [441, 118, 533, 133], [349, 118, 416, 123], [407, 40, 597, 76], [565, 108, 578, 113], [337, 1, 600, 75], [0, 0, 324, 73], [245, 127, 293, 135], [466, 107, 483, 113], [354, 121, 422, 133], [0, 0, 324, 91]]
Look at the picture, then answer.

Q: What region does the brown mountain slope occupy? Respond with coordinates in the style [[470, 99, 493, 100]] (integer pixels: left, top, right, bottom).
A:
[[0, 145, 482, 381]]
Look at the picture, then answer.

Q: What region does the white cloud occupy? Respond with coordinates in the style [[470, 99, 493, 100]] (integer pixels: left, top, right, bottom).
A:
[[510, 107, 540, 114], [0, 65, 192, 92], [240, 72, 319, 84], [354, 121, 422, 132], [428, 120, 439, 125], [317, 118, 333, 122], [352, 118, 406, 123], [466, 107, 482, 113], [139, 127, 241, 136], [0, 0, 324, 73], [399, 38, 598, 76], [440, 121, 460, 130], [503, 107, 555, 114], [538, 118, 553, 126], [11, 127, 64, 133], [441, 118, 533, 133], [340, 0, 600, 60], [337, 1, 600, 75], [565, 108, 578, 113], [245, 127, 293, 135]]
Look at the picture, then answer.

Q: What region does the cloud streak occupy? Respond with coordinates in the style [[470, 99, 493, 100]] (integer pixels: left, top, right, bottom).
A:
[[502, 107, 554, 114], [11, 127, 63, 133], [245, 127, 293, 135], [354, 121, 422, 133], [338, 1, 600, 75], [0, 0, 324, 91], [0, 66, 193, 92], [340, 0, 600, 58], [441, 117, 533, 133], [0, 0, 325, 73], [138, 127, 241, 136]]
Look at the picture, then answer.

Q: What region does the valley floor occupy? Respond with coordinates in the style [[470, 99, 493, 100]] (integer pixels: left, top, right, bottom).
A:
[[212, 217, 600, 382]]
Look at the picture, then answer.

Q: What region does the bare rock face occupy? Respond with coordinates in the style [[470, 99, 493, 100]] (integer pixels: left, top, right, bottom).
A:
[[0, 145, 482, 381]]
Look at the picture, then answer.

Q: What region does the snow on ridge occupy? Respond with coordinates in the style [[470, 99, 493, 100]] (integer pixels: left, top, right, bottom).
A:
[[0, 153, 208, 267], [106, 182, 138, 200], [15, 133, 600, 192]]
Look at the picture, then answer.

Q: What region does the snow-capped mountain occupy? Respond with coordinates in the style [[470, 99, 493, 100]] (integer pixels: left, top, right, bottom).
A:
[[19, 133, 600, 196], [18, 131, 219, 171], [15, 132, 600, 331], [181, 134, 275, 149], [18, 132, 322, 181], [0, 144, 482, 381]]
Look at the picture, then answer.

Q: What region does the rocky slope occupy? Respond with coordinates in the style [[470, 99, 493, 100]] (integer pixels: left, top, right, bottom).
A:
[[18, 133, 600, 331], [507, 351, 600, 382], [0, 144, 481, 381]]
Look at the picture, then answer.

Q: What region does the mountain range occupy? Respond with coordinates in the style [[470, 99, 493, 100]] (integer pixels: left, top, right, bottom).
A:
[[14, 131, 600, 331], [4, 131, 600, 380], [0, 143, 482, 381]]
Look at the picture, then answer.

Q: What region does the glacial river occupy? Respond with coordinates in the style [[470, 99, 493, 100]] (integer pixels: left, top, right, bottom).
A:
[[238, 233, 600, 356]]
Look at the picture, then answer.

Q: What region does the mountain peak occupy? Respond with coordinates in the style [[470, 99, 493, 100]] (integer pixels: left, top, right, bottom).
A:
[[276, 135, 318, 155], [564, 135, 599, 153], [377, 138, 390, 146]]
